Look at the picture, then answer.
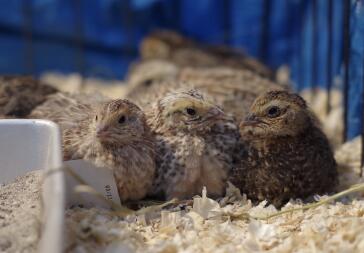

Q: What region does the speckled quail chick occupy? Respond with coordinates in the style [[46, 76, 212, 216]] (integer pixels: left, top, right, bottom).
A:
[[140, 30, 274, 79], [230, 90, 338, 207], [146, 89, 239, 200], [0, 76, 58, 118], [30, 93, 155, 201]]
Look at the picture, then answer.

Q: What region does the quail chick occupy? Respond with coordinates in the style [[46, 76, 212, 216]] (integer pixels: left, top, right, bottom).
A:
[[30, 93, 155, 201], [230, 90, 338, 207], [147, 89, 239, 200], [0, 76, 58, 118], [140, 30, 274, 79]]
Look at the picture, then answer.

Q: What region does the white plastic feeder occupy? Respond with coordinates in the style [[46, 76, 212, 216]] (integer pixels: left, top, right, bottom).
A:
[[0, 119, 64, 253]]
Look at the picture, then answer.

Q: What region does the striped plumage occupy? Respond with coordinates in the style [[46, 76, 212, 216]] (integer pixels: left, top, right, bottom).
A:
[[30, 93, 156, 202], [0, 76, 57, 118], [140, 30, 274, 79], [146, 89, 239, 200], [230, 90, 338, 207]]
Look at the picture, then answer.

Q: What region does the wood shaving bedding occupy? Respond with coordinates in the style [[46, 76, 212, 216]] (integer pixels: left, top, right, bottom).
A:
[[1, 135, 364, 253], [65, 184, 364, 253], [63, 135, 364, 253]]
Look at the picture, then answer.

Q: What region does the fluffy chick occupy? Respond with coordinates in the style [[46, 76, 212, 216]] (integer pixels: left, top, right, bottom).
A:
[[147, 89, 239, 200], [0, 76, 58, 118], [30, 93, 155, 201], [140, 30, 274, 79], [230, 90, 338, 207]]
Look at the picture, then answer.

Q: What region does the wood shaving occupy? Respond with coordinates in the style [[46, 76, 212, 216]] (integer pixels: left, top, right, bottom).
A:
[[65, 170, 364, 253], [1, 136, 363, 253]]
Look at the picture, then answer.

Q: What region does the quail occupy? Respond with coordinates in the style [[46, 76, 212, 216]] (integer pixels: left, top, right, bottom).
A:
[[0, 76, 58, 118], [230, 90, 338, 207], [140, 30, 274, 79], [30, 93, 155, 201], [146, 89, 239, 200]]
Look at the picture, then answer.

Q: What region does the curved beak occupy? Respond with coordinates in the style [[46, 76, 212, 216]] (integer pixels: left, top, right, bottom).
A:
[[95, 125, 110, 138], [240, 114, 262, 128], [207, 106, 229, 121]]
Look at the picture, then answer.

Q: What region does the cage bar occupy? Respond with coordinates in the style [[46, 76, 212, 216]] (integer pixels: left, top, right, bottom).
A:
[[121, 0, 136, 65], [326, 0, 333, 114], [361, 58, 364, 177], [223, 0, 231, 44], [22, 0, 34, 75], [342, 0, 351, 142], [73, 0, 85, 84], [173, 0, 181, 32], [311, 0, 318, 91], [297, 0, 306, 91], [259, 0, 271, 63]]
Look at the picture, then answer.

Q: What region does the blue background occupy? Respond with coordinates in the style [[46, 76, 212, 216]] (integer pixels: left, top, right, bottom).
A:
[[0, 0, 363, 139]]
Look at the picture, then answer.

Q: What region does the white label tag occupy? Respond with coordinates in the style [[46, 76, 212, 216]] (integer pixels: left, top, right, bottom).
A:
[[64, 160, 121, 209]]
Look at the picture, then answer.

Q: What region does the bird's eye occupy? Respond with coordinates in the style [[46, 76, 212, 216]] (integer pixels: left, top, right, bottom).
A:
[[186, 107, 196, 116], [267, 106, 280, 118], [118, 115, 126, 124], [95, 115, 98, 121], [143, 79, 153, 87]]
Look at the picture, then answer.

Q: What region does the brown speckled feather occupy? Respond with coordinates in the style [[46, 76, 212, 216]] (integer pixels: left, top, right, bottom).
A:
[[146, 89, 239, 200], [140, 30, 274, 79], [0, 76, 57, 118], [30, 93, 156, 201], [230, 90, 338, 207]]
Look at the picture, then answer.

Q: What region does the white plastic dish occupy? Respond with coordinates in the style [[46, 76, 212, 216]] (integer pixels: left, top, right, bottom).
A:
[[0, 119, 64, 253]]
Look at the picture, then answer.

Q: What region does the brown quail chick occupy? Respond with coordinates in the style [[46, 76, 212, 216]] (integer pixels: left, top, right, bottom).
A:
[[0, 76, 58, 118], [230, 90, 338, 207], [30, 93, 155, 202], [140, 30, 274, 79], [146, 89, 239, 200]]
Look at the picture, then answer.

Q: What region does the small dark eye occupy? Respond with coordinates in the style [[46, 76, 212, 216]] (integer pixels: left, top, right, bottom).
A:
[[95, 115, 98, 121], [118, 115, 126, 124], [267, 106, 280, 118], [186, 107, 196, 116], [143, 79, 153, 87]]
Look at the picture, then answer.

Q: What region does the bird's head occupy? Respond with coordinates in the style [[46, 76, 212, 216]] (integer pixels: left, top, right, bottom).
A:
[[154, 89, 226, 134], [240, 90, 313, 139], [140, 30, 190, 59], [127, 59, 179, 90], [92, 99, 148, 145]]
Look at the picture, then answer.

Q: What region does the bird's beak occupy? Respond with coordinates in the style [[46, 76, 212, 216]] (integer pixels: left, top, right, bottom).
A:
[[95, 125, 110, 138], [240, 114, 262, 128], [208, 106, 228, 121]]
